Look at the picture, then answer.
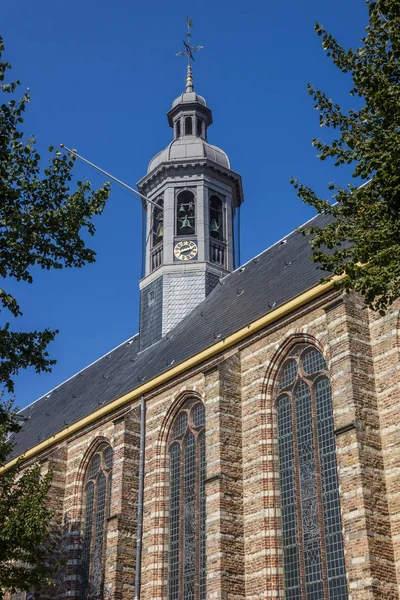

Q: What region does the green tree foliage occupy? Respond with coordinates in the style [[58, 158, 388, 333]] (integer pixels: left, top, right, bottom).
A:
[[291, 0, 400, 313], [0, 402, 54, 596], [0, 35, 110, 595], [0, 37, 110, 393]]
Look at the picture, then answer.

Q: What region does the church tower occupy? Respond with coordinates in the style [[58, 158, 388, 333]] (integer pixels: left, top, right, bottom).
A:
[[137, 39, 243, 350]]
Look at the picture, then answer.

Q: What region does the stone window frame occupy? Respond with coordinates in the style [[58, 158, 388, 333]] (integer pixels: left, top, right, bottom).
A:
[[167, 397, 206, 600], [80, 441, 113, 600], [274, 343, 348, 600]]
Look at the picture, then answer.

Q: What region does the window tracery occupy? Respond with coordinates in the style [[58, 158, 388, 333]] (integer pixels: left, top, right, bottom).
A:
[[275, 344, 348, 600], [81, 443, 113, 600], [168, 399, 206, 600]]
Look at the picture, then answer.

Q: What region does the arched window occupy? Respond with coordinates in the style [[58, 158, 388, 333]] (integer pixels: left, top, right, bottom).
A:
[[196, 118, 202, 137], [209, 195, 223, 240], [168, 400, 206, 600], [176, 190, 195, 236], [152, 197, 163, 246], [176, 119, 181, 138], [81, 443, 113, 600], [185, 116, 193, 135], [276, 345, 348, 600]]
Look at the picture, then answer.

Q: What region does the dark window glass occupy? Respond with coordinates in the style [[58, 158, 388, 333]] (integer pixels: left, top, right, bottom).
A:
[[315, 378, 348, 597], [175, 412, 188, 437], [176, 190, 195, 236], [88, 454, 100, 479], [81, 482, 94, 598], [295, 381, 324, 598], [80, 443, 113, 600], [209, 195, 223, 240], [303, 349, 327, 375], [199, 432, 206, 600], [168, 400, 206, 599], [276, 345, 348, 600], [168, 443, 181, 600], [176, 119, 181, 138], [197, 118, 202, 137], [277, 394, 301, 598], [184, 432, 196, 599], [152, 198, 163, 247], [192, 403, 205, 427], [278, 359, 298, 391], [185, 116, 193, 135]]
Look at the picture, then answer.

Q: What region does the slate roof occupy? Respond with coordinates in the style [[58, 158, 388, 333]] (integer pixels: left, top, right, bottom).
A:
[[11, 212, 333, 460], [147, 136, 230, 173]]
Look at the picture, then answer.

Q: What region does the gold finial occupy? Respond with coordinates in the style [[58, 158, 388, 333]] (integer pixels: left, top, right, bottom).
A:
[[186, 65, 193, 92], [176, 15, 203, 92]]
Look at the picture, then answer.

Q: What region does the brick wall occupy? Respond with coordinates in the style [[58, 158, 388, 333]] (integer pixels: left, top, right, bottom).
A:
[[204, 353, 245, 599], [140, 373, 205, 599], [24, 292, 400, 600], [369, 306, 400, 590]]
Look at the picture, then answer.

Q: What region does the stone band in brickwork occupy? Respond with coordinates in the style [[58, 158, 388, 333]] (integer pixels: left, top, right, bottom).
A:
[[13, 293, 400, 600]]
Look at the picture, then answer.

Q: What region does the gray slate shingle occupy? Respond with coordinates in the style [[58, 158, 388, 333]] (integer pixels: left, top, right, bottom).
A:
[[10, 213, 332, 459]]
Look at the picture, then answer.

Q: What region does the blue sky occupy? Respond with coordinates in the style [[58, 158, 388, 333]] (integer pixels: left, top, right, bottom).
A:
[[3, 0, 368, 409]]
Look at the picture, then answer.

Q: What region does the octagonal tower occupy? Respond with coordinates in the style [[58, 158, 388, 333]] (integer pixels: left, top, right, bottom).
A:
[[137, 67, 244, 350]]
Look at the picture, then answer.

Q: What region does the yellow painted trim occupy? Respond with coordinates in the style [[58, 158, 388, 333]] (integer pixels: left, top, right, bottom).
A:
[[1, 277, 339, 473]]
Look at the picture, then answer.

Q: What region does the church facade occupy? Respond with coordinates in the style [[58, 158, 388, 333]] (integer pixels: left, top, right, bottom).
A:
[[6, 59, 400, 600]]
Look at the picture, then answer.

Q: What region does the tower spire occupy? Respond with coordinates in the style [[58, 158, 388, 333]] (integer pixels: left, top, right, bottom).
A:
[[176, 15, 203, 93], [138, 26, 243, 351]]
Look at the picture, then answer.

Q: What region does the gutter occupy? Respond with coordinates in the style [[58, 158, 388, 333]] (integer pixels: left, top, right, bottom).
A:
[[0, 276, 339, 474]]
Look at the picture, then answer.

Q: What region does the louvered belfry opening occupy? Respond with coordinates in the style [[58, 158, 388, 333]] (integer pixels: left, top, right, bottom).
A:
[[168, 399, 206, 600], [81, 443, 113, 600], [276, 345, 348, 600]]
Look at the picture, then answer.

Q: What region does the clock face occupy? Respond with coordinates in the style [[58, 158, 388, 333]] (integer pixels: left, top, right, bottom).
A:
[[174, 240, 198, 261]]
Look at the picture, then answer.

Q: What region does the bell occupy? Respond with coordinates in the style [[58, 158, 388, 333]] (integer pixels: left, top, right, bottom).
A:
[[210, 219, 219, 232], [180, 215, 193, 233], [181, 215, 190, 228], [178, 204, 186, 216]]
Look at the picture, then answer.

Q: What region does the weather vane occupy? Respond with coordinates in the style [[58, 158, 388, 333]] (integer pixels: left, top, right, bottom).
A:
[[176, 15, 203, 66]]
